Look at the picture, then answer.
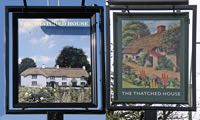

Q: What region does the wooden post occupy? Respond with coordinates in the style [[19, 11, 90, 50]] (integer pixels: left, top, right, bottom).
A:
[[48, 112, 63, 120], [145, 110, 157, 120]]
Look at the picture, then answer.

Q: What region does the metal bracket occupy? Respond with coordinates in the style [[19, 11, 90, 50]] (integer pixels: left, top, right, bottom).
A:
[[172, 5, 182, 14], [23, 0, 27, 8], [81, 0, 85, 6], [47, 112, 63, 120], [122, 6, 130, 14], [173, 5, 176, 14], [144, 110, 157, 120]]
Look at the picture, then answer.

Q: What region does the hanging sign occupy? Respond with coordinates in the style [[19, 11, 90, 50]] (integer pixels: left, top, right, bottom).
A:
[[113, 13, 189, 104]]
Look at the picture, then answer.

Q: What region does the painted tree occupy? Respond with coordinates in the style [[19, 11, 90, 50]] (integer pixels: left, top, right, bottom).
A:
[[122, 21, 150, 47], [19, 57, 36, 74], [160, 24, 181, 71]]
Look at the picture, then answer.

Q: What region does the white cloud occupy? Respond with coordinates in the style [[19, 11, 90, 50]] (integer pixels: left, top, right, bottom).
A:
[[31, 55, 51, 64], [18, 57, 22, 64], [87, 57, 91, 64], [30, 35, 56, 48]]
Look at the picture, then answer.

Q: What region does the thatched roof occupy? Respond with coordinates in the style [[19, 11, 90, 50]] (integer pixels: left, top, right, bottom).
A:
[[122, 32, 164, 54], [21, 67, 89, 78]]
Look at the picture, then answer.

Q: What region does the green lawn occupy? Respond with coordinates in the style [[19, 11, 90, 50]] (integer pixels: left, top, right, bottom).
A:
[[122, 80, 146, 88]]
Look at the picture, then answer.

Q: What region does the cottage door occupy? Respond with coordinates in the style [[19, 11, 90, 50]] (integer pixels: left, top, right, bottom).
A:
[[50, 81, 56, 88], [71, 78, 77, 87]]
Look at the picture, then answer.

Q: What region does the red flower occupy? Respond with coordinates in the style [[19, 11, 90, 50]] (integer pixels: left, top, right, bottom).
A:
[[139, 69, 146, 79], [161, 73, 169, 87]]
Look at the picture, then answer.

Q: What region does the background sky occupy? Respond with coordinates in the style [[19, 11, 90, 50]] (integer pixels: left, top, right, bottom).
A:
[[18, 18, 91, 67], [0, 0, 200, 120]]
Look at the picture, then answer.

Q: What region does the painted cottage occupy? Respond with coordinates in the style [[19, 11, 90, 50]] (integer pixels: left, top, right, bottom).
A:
[[122, 25, 177, 69], [20, 66, 89, 87]]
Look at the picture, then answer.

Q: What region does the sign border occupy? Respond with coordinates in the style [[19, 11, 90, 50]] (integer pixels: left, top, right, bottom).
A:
[[5, 6, 105, 114], [113, 13, 189, 104], [106, 5, 197, 111]]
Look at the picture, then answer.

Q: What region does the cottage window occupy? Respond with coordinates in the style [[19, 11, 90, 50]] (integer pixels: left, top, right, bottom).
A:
[[81, 76, 85, 80], [46, 82, 50, 87], [62, 82, 67, 86], [62, 77, 67, 80], [32, 81, 37, 86], [50, 76, 55, 80], [136, 56, 140, 60], [80, 82, 85, 86], [32, 75, 37, 79]]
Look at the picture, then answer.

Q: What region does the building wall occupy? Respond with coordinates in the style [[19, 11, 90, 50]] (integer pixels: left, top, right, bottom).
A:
[[47, 77, 87, 86], [21, 75, 88, 87], [152, 55, 158, 68], [21, 75, 47, 87]]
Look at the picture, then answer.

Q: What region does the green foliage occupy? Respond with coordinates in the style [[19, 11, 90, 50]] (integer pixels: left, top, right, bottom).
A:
[[18, 57, 36, 74], [56, 46, 90, 72], [137, 52, 149, 66], [127, 57, 133, 62], [168, 79, 180, 88], [160, 24, 180, 54], [123, 69, 135, 81], [106, 111, 143, 120], [133, 78, 143, 86], [156, 56, 174, 71], [122, 21, 150, 47], [19, 87, 91, 103]]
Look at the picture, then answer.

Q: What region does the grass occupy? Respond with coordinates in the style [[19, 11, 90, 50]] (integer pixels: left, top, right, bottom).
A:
[[122, 80, 146, 88]]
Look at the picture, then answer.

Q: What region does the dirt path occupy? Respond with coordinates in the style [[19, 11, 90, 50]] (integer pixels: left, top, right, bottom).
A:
[[123, 61, 180, 80]]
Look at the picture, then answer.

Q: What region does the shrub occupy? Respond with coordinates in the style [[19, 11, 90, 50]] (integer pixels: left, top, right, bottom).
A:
[[156, 56, 174, 71], [137, 52, 149, 66]]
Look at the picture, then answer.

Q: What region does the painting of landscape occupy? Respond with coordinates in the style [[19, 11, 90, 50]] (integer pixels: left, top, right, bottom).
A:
[[18, 18, 92, 103], [122, 19, 181, 89]]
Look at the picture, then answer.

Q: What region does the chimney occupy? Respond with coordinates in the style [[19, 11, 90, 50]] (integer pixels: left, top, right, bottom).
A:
[[157, 25, 166, 33], [42, 64, 45, 68], [82, 66, 86, 70], [56, 65, 59, 69], [137, 34, 141, 39]]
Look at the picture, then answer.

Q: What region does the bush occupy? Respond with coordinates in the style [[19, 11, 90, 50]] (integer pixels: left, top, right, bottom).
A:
[[156, 56, 174, 71], [19, 87, 92, 103], [137, 52, 149, 66]]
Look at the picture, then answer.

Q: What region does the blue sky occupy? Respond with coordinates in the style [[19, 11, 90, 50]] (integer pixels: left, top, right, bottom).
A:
[[122, 20, 180, 34], [18, 18, 91, 67]]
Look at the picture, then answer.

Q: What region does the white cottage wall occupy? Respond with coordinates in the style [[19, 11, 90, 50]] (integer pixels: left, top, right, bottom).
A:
[[21, 76, 88, 87], [21, 75, 47, 87], [45, 77, 87, 86]]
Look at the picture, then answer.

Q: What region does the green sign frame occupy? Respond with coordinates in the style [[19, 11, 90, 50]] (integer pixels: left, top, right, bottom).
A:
[[113, 13, 189, 104]]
